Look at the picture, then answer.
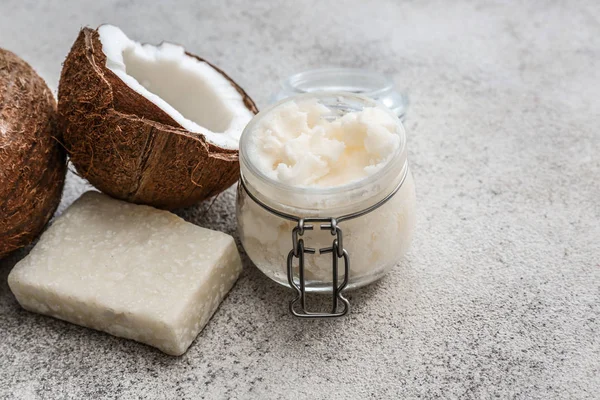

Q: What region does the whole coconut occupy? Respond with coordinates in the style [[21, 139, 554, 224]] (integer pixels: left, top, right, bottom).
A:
[[58, 26, 257, 210], [0, 49, 67, 259]]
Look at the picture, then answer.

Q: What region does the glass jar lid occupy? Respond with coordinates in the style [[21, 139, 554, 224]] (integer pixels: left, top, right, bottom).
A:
[[272, 68, 409, 119]]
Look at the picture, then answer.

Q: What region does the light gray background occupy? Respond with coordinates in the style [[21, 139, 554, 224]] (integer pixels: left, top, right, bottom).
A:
[[1, 1, 599, 399]]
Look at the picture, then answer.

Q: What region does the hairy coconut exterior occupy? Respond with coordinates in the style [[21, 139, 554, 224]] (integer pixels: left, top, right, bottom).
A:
[[58, 28, 258, 210], [0, 49, 67, 259]]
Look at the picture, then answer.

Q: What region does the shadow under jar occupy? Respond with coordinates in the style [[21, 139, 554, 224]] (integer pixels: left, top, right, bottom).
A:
[[237, 92, 416, 317]]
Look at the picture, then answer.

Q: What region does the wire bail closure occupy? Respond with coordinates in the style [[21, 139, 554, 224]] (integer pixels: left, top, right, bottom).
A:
[[240, 165, 408, 318], [287, 217, 350, 318]]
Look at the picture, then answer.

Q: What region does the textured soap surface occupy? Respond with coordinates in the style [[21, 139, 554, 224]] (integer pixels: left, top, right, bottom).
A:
[[8, 191, 242, 356]]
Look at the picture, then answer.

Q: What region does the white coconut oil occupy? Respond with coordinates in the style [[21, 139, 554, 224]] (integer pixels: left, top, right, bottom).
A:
[[237, 93, 416, 291]]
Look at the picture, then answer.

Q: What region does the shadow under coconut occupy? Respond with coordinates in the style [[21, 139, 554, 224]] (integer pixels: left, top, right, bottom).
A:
[[172, 185, 238, 237], [0, 246, 33, 310]]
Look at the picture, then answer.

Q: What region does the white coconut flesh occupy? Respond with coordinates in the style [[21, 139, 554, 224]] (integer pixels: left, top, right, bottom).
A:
[[98, 25, 253, 150]]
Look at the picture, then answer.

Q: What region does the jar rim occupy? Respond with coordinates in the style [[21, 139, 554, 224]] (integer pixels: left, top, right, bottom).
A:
[[239, 91, 408, 199], [281, 68, 395, 99]]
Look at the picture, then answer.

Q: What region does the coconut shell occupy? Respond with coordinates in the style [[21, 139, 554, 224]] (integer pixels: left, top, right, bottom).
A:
[[58, 28, 258, 210], [0, 49, 67, 260]]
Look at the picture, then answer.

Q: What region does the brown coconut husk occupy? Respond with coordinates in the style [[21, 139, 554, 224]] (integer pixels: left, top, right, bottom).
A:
[[0, 49, 67, 260], [58, 28, 258, 210]]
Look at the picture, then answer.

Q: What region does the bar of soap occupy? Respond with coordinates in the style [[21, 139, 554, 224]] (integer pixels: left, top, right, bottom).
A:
[[8, 192, 242, 356]]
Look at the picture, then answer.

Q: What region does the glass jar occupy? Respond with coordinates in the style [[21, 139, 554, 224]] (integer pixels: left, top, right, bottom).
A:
[[236, 92, 416, 314]]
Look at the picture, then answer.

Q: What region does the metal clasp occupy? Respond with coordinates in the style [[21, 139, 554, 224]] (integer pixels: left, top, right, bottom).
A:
[[287, 217, 350, 318]]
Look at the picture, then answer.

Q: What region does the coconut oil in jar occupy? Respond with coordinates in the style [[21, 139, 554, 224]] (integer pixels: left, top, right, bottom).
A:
[[237, 92, 416, 296]]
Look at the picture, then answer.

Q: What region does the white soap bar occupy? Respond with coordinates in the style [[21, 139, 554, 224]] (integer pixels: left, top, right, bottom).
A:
[[8, 192, 242, 356]]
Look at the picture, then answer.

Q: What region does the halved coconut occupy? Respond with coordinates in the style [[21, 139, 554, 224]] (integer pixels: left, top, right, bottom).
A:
[[58, 25, 257, 210], [0, 48, 67, 259]]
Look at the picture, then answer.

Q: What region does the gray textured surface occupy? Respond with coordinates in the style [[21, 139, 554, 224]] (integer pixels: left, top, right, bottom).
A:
[[1, 0, 599, 399]]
